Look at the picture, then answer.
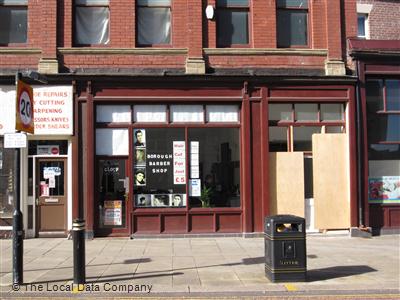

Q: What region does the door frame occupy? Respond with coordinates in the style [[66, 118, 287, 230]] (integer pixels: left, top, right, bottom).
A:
[[94, 157, 131, 237], [35, 157, 68, 237]]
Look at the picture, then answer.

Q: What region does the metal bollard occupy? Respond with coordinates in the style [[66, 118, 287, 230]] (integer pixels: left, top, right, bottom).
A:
[[72, 219, 86, 284]]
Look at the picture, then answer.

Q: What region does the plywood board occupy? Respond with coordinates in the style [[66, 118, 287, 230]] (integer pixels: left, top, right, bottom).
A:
[[269, 152, 304, 217], [313, 134, 350, 229]]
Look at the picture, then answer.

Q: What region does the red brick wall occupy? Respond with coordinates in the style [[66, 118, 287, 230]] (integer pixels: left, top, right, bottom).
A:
[[358, 0, 400, 39], [0, 1, 359, 71]]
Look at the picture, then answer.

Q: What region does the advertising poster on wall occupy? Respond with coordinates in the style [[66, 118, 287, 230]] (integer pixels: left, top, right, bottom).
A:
[[173, 141, 186, 184], [103, 200, 122, 226], [369, 176, 400, 203]]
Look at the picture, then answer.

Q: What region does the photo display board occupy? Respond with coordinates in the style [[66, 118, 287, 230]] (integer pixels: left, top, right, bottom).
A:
[[133, 128, 186, 208]]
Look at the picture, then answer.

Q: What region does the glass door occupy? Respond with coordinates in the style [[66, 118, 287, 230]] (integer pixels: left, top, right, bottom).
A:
[[96, 159, 129, 236]]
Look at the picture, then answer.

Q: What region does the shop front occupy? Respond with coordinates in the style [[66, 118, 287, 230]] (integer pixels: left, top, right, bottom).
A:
[[0, 85, 74, 238], [77, 78, 357, 237]]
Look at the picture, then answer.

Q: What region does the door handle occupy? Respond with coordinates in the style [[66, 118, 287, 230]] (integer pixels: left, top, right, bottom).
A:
[[35, 198, 39, 206]]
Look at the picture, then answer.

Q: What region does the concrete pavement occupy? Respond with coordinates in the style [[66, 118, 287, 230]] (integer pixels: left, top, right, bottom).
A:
[[0, 233, 399, 298]]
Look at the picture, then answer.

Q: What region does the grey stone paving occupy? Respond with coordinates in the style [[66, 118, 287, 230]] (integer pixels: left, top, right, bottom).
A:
[[0, 234, 399, 298]]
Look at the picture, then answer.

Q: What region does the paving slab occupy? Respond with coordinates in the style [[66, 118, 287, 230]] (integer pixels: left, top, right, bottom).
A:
[[0, 234, 399, 298]]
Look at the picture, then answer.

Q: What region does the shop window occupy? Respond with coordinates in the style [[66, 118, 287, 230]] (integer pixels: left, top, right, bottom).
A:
[[96, 129, 129, 155], [134, 105, 167, 123], [386, 80, 400, 111], [137, 0, 171, 46], [74, 0, 110, 46], [206, 105, 240, 123], [189, 128, 240, 207], [366, 78, 400, 203], [216, 0, 249, 47], [0, 137, 15, 218], [0, 0, 27, 44], [96, 105, 131, 123], [269, 127, 287, 151], [295, 103, 318, 121], [276, 0, 308, 48], [268, 103, 346, 152], [170, 105, 204, 123], [133, 128, 186, 208], [269, 104, 293, 122], [293, 126, 321, 151], [321, 104, 344, 121]]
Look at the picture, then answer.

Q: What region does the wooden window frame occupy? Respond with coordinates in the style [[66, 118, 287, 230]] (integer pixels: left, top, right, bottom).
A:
[[276, 0, 310, 48], [73, 0, 110, 47], [216, 0, 251, 48]]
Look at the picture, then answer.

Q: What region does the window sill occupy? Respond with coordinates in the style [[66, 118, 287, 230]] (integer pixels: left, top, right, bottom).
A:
[[0, 47, 41, 54], [204, 48, 327, 56], [58, 47, 187, 55]]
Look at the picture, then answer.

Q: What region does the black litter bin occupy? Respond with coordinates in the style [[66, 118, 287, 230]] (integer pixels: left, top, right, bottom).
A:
[[264, 215, 306, 282]]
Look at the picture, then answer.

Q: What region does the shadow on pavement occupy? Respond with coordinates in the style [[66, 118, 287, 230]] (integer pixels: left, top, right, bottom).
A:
[[306, 265, 377, 282]]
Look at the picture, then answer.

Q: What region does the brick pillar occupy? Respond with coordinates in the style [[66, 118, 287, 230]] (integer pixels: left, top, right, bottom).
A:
[[325, 0, 345, 76], [185, 0, 205, 74], [38, 0, 59, 74]]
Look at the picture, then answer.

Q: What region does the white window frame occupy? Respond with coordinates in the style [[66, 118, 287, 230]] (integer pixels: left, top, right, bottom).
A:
[[357, 4, 372, 39]]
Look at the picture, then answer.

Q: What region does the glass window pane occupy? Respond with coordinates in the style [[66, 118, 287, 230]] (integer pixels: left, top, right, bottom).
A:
[[366, 80, 384, 112], [269, 104, 293, 121], [96, 129, 129, 155], [277, 0, 308, 8], [269, 127, 288, 151], [277, 10, 307, 47], [75, 7, 109, 45], [137, 7, 171, 45], [321, 104, 344, 121], [325, 126, 343, 133], [98, 159, 126, 228], [368, 144, 400, 160], [386, 80, 400, 111], [188, 128, 240, 208], [357, 15, 366, 37], [39, 161, 65, 196], [0, 137, 16, 217], [206, 105, 239, 122], [293, 126, 321, 151], [76, 0, 109, 4], [295, 104, 318, 121], [96, 105, 131, 123], [218, 0, 249, 7], [170, 105, 204, 123], [133, 128, 186, 207], [134, 105, 167, 123], [0, 7, 27, 44], [217, 10, 248, 46], [367, 115, 400, 143], [137, 0, 170, 5]]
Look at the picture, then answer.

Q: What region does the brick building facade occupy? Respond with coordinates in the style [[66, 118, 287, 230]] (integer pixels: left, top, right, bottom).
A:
[[0, 0, 398, 238]]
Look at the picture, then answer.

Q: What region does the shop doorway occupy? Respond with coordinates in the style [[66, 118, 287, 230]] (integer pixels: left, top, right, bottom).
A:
[[36, 158, 67, 237], [95, 159, 130, 236]]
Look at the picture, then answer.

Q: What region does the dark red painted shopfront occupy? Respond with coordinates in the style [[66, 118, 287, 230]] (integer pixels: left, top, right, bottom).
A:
[[71, 76, 359, 237]]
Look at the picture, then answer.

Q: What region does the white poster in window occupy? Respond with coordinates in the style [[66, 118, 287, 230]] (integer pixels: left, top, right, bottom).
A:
[[190, 141, 199, 154], [48, 176, 56, 188], [173, 141, 186, 184], [103, 200, 122, 226], [190, 166, 199, 179], [189, 179, 201, 197], [43, 169, 55, 179]]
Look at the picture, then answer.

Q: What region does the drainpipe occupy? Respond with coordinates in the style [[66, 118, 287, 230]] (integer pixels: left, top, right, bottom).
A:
[[355, 60, 365, 227]]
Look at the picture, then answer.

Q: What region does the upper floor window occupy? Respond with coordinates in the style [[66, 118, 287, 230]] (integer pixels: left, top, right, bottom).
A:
[[74, 0, 110, 46], [356, 3, 372, 40], [357, 14, 368, 39], [137, 0, 171, 46], [216, 0, 249, 47], [276, 0, 308, 48], [0, 0, 27, 44]]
